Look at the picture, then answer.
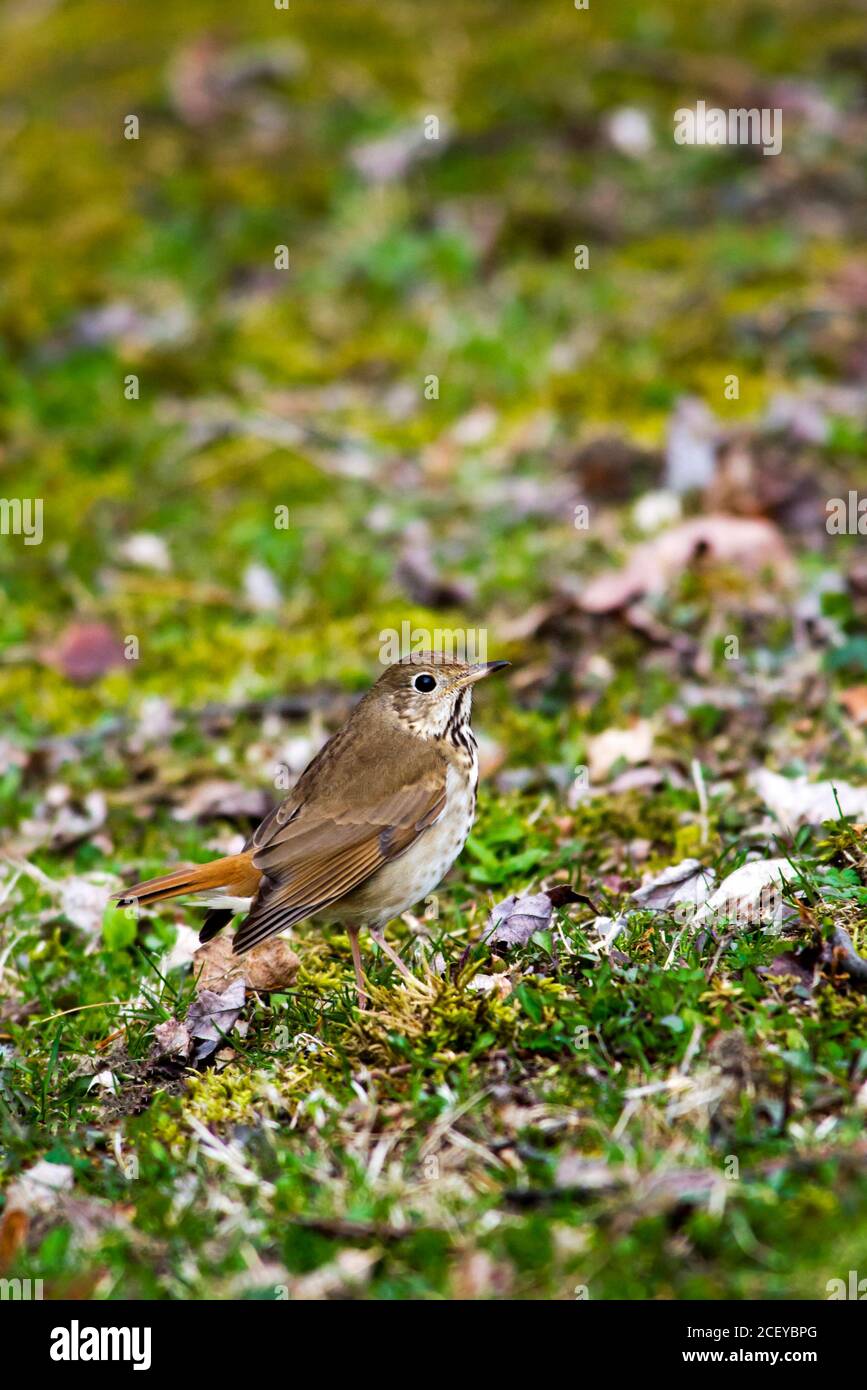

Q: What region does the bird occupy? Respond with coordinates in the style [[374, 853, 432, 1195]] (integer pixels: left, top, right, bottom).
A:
[[113, 653, 509, 1007]]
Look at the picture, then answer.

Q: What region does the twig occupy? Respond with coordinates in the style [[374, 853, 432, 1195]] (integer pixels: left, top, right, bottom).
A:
[[29, 1000, 122, 1027], [283, 1214, 442, 1243], [706, 930, 733, 981], [679, 1022, 704, 1075], [691, 757, 709, 846]]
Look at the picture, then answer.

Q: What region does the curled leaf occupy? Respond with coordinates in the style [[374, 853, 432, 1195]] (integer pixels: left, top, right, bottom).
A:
[[186, 977, 245, 1061], [487, 884, 582, 948], [632, 859, 716, 911]]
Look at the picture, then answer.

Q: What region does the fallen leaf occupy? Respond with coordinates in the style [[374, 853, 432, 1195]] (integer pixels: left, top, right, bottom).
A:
[[546, 884, 588, 909], [152, 1018, 193, 1059], [487, 891, 554, 947], [639, 1167, 726, 1213], [760, 929, 867, 993], [580, 515, 793, 614], [587, 721, 654, 780], [86, 1069, 118, 1094], [467, 972, 512, 999], [292, 1248, 379, 1300], [59, 875, 112, 933], [193, 934, 300, 993], [554, 1155, 625, 1191], [350, 123, 448, 183], [20, 790, 108, 851], [632, 859, 716, 911], [243, 562, 282, 612], [394, 520, 475, 608], [487, 884, 582, 948], [607, 765, 665, 794], [706, 434, 827, 535], [759, 946, 820, 990], [43, 622, 126, 684], [117, 532, 171, 572], [750, 768, 867, 833], [496, 599, 566, 644], [172, 779, 274, 823], [186, 978, 245, 1061], [665, 397, 719, 493], [4, 1159, 74, 1216], [838, 686, 867, 725], [0, 1209, 28, 1269], [693, 857, 798, 931]]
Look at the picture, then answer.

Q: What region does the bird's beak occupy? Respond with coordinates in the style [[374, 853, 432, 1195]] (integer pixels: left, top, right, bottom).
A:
[[450, 660, 510, 691]]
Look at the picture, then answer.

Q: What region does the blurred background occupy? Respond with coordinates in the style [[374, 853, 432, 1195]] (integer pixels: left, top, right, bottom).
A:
[[3, 0, 867, 1303], [1, 0, 865, 735]]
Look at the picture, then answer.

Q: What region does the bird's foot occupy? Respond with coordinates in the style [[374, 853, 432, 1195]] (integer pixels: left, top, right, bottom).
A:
[[368, 929, 414, 981], [347, 926, 369, 1010]]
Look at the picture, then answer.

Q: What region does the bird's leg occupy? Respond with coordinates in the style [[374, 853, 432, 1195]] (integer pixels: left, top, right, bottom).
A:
[[347, 925, 368, 1010], [368, 928, 414, 981]]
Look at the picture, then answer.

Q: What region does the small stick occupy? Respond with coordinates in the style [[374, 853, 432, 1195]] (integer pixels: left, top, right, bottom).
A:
[[691, 757, 709, 846]]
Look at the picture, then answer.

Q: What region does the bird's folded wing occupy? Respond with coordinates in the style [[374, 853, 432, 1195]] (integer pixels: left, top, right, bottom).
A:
[[232, 771, 446, 953]]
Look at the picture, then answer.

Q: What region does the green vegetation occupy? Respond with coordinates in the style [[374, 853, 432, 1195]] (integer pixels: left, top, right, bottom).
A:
[[1, 0, 867, 1300]]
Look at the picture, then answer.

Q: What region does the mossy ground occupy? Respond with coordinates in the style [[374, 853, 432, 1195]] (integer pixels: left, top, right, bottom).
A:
[[2, 0, 867, 1299]]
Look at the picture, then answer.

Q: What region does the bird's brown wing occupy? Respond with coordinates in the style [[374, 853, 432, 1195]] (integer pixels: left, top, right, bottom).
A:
[[232, 765, 447, 954]]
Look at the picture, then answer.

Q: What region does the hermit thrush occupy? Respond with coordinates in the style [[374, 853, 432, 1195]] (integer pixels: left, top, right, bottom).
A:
[[114, 653, 508, 1006]]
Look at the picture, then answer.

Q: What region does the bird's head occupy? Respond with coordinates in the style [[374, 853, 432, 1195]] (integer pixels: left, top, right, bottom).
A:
[[370, 651, 509, 741]]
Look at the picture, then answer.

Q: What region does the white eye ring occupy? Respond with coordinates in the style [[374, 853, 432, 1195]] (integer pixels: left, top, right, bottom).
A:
[[413, 673, 437, 693]]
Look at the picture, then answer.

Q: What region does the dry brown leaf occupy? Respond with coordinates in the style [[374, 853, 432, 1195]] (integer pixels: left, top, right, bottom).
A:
[[4, 1159, 75, 1217], [291, 1248, 379, 1300], [186, 977, 246, 1061], [750, 767, 867, 832], [19, 789, 108, 851], [759, 929, 867, 994], [632, 859, 716, 910], [693, 857, 798, 931], [43, 622, 126, 684], [487, 885, 582, 949], [172, 779, 274, 822], [579, 515, 793, 613], [554, 1155, 625, 1192], [451, 1249, 512, 1299], [587, 721, 654, 780], [838, 685, 867, 725], [193, 933, 300, 993], [393, 520, 475, 608], [0, 1209, 28, 1271], [487, 891, 555, 948], [152, 1018, 193, 1059]]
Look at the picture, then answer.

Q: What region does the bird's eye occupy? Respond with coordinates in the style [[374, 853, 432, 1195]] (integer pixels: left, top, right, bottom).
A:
[[413, 673, 437, 693]]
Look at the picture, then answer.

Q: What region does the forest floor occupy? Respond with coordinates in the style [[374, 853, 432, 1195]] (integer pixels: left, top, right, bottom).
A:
[[2, 0, 867, 1298]]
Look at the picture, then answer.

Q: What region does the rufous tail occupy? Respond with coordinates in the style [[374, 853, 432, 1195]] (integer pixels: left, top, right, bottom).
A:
[[113, 851, 260, 907]]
